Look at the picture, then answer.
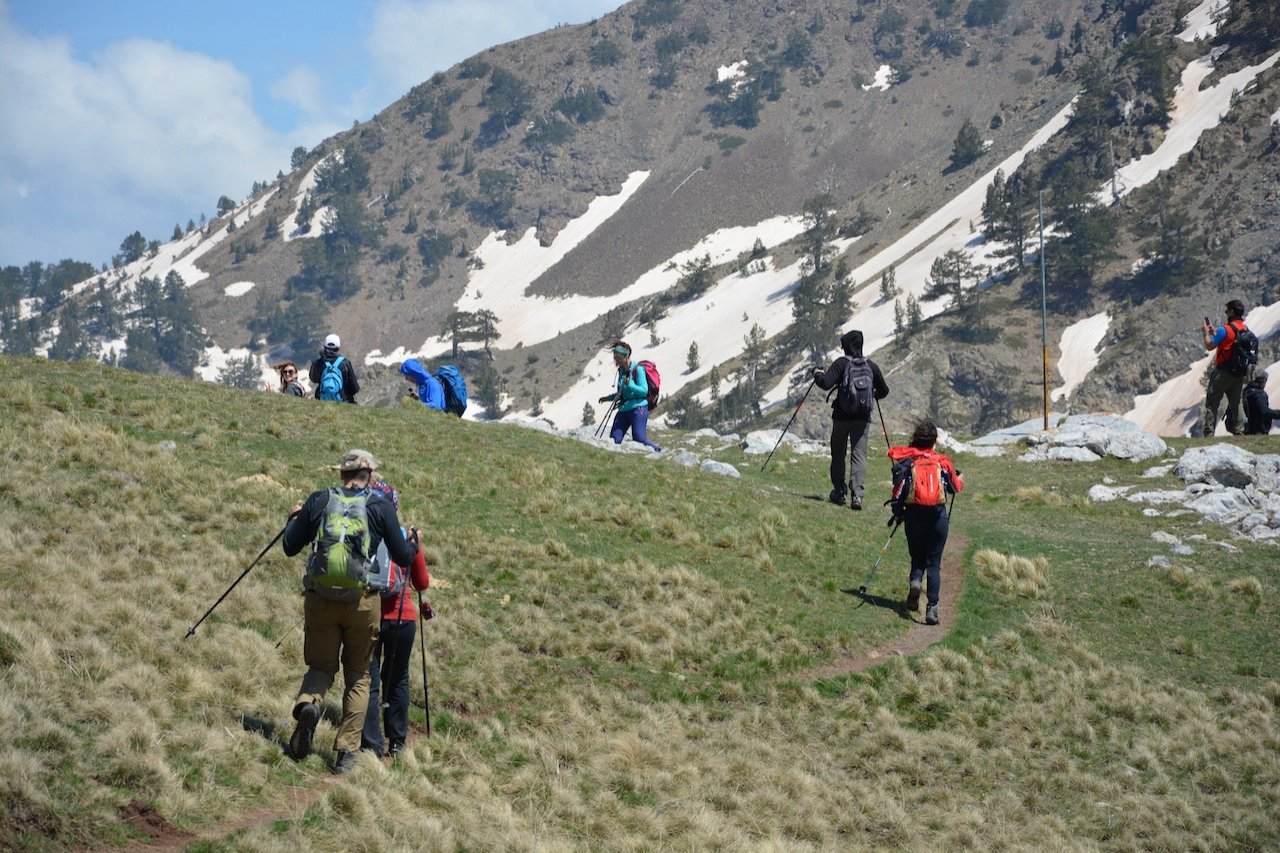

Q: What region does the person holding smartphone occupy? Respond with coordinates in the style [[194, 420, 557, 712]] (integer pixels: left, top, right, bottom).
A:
[[1201, 299, 1250, 436]]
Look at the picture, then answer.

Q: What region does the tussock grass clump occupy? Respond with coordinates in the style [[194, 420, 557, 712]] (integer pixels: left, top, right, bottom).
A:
[[973, 549, 1049, 599]]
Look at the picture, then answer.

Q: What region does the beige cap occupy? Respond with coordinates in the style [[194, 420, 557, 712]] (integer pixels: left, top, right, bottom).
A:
[[336, 448, 379, 473]]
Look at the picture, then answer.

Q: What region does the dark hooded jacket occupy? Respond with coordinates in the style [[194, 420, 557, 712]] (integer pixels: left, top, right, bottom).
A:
[[813, 330, 889, 422], [1243, 376, 1279, 434]]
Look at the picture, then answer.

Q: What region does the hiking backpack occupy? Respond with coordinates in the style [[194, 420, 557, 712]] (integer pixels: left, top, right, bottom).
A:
[[368, 533, 409, 599], [1224, 321, 1259, 378], [306, 487, 376, 600], [836, 356, 875, 419], [635, 360, 661, 409], [316, 356, 346, 401], [435, 365, 468, 416], [889, 453, 950, 513]]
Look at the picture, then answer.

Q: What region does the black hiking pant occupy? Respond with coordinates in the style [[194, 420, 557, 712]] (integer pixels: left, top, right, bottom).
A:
[[361, 619, 416, 756], [828, 417, 870, 502], [903, 505, 948, 608]]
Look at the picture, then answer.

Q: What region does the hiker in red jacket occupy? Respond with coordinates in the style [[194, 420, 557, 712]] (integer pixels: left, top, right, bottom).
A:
[[1201, 299, 1249, 435], [887, 421, 963, 626], [360, 480, 431, 759]]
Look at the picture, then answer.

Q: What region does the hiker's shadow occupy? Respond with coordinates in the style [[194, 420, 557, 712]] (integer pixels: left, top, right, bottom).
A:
[[842, 587, 917, 622], [243, 705, 344, 757]]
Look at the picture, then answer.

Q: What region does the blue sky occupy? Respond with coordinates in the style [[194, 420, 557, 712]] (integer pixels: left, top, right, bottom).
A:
[[0, 0, 620, 268]]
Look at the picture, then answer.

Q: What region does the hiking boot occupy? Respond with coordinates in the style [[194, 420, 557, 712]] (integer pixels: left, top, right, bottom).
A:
[[828, 488, 846, 506], [388, 740, 405, 758], [906, 580, 921, 612], [850, 495, 863, 511], [335, 750, 359, 775], [925, 604, 939, 626], [289, 702, 320, 761]]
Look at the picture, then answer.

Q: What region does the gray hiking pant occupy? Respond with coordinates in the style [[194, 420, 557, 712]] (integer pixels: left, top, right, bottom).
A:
[[829, 418, 870, 503], [1204, 366, 1246, 436]]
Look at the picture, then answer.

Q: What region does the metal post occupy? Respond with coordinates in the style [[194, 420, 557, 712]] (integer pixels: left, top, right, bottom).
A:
[[1039, 190, 1049, 431]]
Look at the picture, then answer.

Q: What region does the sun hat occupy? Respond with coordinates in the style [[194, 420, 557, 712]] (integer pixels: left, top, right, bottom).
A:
[[335, 448, 378, 473]]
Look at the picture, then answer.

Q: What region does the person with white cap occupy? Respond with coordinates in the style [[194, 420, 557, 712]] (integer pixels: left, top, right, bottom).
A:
[[281, 449, 418, 774], [308, 333, 360, 403]]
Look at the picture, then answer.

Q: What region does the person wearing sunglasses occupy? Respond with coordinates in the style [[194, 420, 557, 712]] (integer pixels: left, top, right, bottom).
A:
[[276, 360, 306, 397]]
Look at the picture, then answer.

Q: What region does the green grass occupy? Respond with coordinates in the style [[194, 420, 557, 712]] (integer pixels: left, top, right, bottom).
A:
[[1, 356, 1278, 850]]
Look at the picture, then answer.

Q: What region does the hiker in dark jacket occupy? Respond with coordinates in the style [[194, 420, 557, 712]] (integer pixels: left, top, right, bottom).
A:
[[1243, 371, 1279, 435], [308, 333, 360, 403], [282, 449, 418, 774], [598, 340, 660, 452], [360, 480, 432, 759], [1201, 299, 1249, 435], [812, 329, 888, 510], [888, 421, 963, 627]]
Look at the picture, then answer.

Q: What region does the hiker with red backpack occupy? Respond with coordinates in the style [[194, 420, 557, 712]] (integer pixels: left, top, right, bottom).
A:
[[888, 421, 964, 626], [598, 340, 661, 452], [360, 481, 431, 759], [812, 329, 889, 510], [1201, 299, 1257, 436], [281, 449, 418, 774]]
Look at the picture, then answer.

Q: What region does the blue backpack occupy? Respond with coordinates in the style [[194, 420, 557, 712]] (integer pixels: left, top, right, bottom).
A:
[[317, 356, 345, 401], [435, 365, 468, 416]]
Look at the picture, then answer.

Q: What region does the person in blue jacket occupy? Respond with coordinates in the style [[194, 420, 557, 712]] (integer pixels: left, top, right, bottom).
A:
[[598, 341, 660, 452], [399, 358, 445, 410]]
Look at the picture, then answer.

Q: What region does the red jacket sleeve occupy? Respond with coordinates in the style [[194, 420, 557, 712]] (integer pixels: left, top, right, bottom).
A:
[[940, 454, 964, 493], [408, 546, 430, 591]]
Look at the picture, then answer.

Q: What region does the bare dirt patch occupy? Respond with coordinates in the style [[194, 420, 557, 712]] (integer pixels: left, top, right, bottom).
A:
[[802, 534, 969, 681]]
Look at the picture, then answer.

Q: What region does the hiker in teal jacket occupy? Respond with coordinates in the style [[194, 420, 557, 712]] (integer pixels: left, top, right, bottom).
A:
[[598, 341, 660, 451]]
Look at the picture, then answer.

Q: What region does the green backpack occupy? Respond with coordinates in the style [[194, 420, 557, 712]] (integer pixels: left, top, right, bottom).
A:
[[306, 487, 375, 600]]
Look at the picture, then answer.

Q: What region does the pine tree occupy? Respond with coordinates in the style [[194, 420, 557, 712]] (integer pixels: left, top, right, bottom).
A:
[[582, 402, 596, 427], [686, 341, 700, 373], [906, 294, 922, 332], [893, 299, 906, 348], [949, 119, 984, 170], [879, 265, 899, 301], [473, 362, 503, 418], [218, 354, 261, 389]]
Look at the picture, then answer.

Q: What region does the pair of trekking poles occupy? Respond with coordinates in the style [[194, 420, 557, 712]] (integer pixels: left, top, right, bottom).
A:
[[183, 522, 434, 737], [758, 377, 893, 471], [593, 399, 618, 439]]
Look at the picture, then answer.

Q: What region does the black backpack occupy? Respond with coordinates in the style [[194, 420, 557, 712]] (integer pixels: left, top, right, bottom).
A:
[[836, 356, 875, 419], [1224, 321, 1259, 378]]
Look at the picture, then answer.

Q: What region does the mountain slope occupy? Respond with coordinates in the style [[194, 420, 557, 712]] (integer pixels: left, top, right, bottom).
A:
[[25, 0, 1280, 439]]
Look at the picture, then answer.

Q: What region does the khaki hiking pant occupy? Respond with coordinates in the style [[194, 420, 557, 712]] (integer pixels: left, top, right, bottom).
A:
[[1204, 366, 1246, 436], [296, 591, 380, 753]]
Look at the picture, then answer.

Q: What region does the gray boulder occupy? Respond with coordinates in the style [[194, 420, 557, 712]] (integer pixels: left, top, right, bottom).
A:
[[1174, 444, 1257, 488], [700, 459, 741, 478]]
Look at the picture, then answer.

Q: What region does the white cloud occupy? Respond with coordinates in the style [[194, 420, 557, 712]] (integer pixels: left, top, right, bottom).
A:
[[0, 13, 291, 264]]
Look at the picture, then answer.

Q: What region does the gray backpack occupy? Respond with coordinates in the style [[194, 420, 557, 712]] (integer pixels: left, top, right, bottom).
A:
[[836, 357, 875, 419]]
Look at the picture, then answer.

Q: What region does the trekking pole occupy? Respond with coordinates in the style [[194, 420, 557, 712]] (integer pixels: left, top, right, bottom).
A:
[[858, 518, 900, 594], [273, 615, 303, 649], [594, 399, 618, 438], [417, 589, 432, 737], [760, 379, 817, 472], [185, 522, 289, 638], [875, 398, 891, 449]]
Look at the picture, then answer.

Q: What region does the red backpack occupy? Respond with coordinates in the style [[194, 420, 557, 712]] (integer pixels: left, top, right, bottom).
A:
[[890, 453, 947, 509], [634, 360, 661, 409]]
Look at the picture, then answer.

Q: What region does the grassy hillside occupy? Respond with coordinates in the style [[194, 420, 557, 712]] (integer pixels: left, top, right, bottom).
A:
[[1, 355, 1277, 851]]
